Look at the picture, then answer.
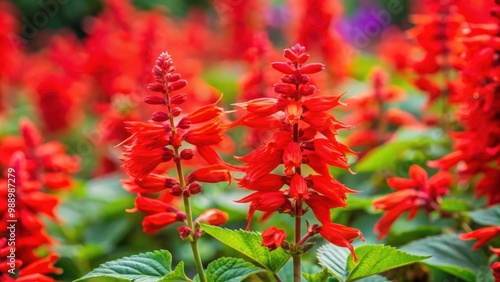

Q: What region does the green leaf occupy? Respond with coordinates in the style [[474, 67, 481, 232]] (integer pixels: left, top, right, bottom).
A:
[[303, 268, 329, 282], [385, 226, 442, 247], [200, 257, 265, 282], [346, 245, 429, 281], [201, 224, 291, 273], [467, 205, 500, 226], [357, 275, 390, 282], [476, 265, 495, 282], [355, 141, 413, 172], [317, 244, 350, 282], [158, 262, 189, 282], [75, 250, 177, 282], [440, 197, 470, 213], [401, 234, 488, 282]]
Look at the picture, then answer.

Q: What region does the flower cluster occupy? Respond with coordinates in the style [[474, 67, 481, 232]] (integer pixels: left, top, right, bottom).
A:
[[373, 165, 451, 239], [0, 119, 77, 281], [119, 52, 230, 235], [460, 226, 500, 282], [429, 1, 500, 206], [343, 67, 420, 152], [409, 0, 464, 106], [233, 44, 364, 260]]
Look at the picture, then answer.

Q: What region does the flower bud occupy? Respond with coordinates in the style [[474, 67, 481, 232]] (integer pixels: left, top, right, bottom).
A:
[[183, 189, 191, 198], [170, 184, 182, 196], [151, 111, 170, 122], [171, 107, 182, 117], [180, 149, 194, 160], [165, 178, 179, 188], [261, 226, 286, 251], [271, 62, 295, 74], [20, 118, 42, 148], [187, 182, 202, 194], [176, 117, 191, 129], [147, 82, 165, 92], [195, 208, 229, 226], [300, 63, 325, 74], [168, 73, 181, 82], [298, 85, 316, 96], [170, 93, 187, 105], [144, 95, 166, 105], [297, 53, 310, 64], [284, 49, 297, 61], [178, 226, 191, 240], [162, 148, 175, 162], [168, 80, 187, 92], [274, 83, 296, 95]]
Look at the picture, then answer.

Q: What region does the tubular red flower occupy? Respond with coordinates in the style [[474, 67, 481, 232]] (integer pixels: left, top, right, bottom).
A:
[[261, 226, 286, 251], [320, 223, 365, 262], [459, 226, 500, 249], [195, 209, 229, 226], [186, 164, 231, 185]]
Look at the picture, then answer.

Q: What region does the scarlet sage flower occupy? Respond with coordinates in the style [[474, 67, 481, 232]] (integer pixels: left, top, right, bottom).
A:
[[459, 226, 500, 249], [0, 152, 63, 281], [118, 52, 230, 282], [261, 226, 286, 251], [373, 165, 452, 239], [232, 44, 364, 263]]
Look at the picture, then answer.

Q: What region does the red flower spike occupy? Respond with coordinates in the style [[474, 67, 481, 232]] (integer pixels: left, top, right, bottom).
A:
[[195, 209, 229, 226], [459, 226, 500, 249], [20, 118, 42, 148], [261, 226, 286, 251], [143, 212, 185, 234]]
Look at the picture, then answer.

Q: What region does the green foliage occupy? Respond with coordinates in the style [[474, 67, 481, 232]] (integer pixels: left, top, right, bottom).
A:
[[75, 250, 187, 282], [303, 268, 329, 282], [193, 257, 265, 282], [401, 234, 489, 282], [201, 224, 291, 273], [385, 226, 442, 247], [355, 140, 413, 172], [440, 197, 470, 213], [467, 205, 500, 226], [317, 244, 428, 282]]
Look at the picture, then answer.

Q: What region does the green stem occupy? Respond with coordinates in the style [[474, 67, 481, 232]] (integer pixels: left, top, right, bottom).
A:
[[165, 86, 207, 282]]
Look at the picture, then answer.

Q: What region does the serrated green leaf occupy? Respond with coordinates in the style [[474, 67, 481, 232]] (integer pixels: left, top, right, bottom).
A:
[[357, 275, 390, 282], [467, 205, 500, 226], [201, 257, 265, 282], [440, 198, 470, 212], [317, 244, 350, 282], [346, 245, 429, 281], [401, 234, 488, 282], [201, 224, 291, 273], [75, 250, 174, 282], [355, 141, 413, 172], [303, 268, 329, 282], [476, 265, 495, 282], [386, 226, 442, 247], [158, 262, 189, 282]]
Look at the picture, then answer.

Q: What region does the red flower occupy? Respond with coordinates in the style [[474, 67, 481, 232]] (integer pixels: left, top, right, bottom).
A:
[[195, 209, 229, 226], [232, 44, 363, 256], [459, 226, 500, 249], [320, 223, 365, 262], [373, 165, 452, 239], [261, 226, 286, 251]]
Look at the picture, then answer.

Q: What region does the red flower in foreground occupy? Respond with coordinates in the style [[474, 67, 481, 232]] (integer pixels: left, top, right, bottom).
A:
[[232, 44, 363, 259], [261, 226, 286, 251], [320, 223, 365, 262], [459, 226, 500, 249], [373, 165, 451, 239], [118, 51, 231, 235]]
